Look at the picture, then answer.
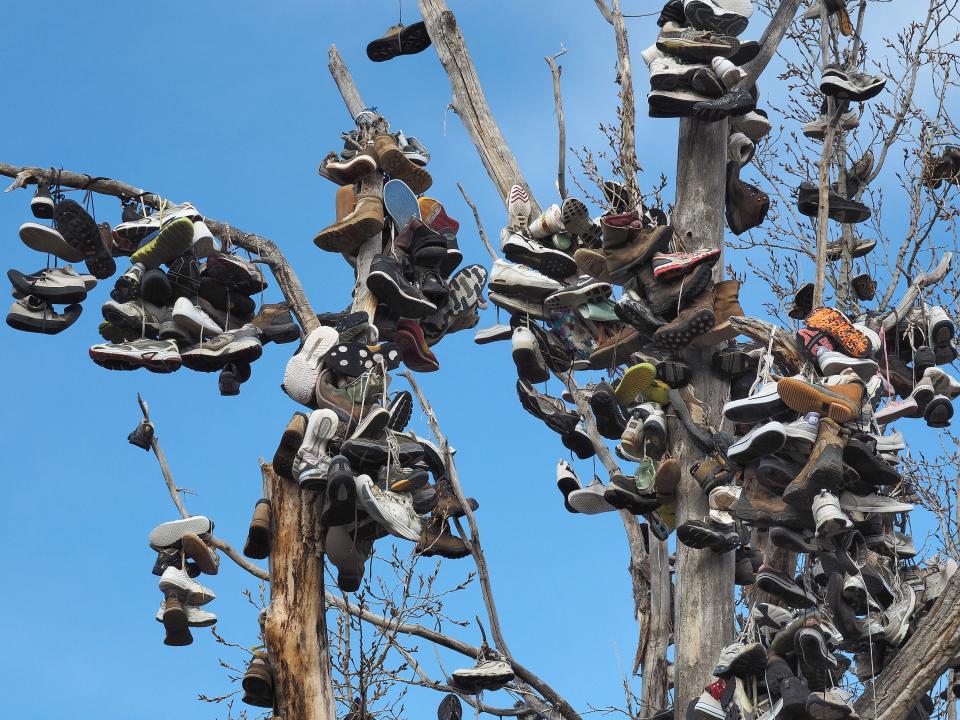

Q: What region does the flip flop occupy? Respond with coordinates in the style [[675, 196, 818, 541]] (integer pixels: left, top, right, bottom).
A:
[[383, 179, 422, 230]]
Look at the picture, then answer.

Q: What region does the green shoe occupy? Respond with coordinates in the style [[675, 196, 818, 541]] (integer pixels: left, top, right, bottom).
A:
[[635, 457, 657, 494], [578, 301, 619, 322], [131, 217, 195, 269], [551, 232, 573, 251]]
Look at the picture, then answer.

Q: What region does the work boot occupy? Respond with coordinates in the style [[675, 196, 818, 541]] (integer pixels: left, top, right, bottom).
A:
[[251, 303, 300, 345], [417, 515, 471, 559], [314, 191, 385, 254], [589, 326, 646, 369], [782, 418, 848, 507], [730, 464, 814, 530], [653, 288, 716, 349], [242, 652, 275, 708], [693, 280, 744, 346], [243, 499, 272, 559], [605, 225, 673, 283], [789, 283, 814, 320], [851, 274, 876, 301], [574, 247, 612, 282], [726, 162, 769, 235], [601, 212, 643, 249], [639, 263, 713, 319], [373, 133, 432, 194]]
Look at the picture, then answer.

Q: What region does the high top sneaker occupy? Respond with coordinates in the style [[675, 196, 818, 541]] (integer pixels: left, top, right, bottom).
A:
[[782, 418, 848, 507]]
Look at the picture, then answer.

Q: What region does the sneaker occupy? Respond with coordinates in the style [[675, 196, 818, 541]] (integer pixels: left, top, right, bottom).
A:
[[366, 21, 431, 61], [803, 111, 860, 140], [807, 689, 855, 720], [89, 338, 181, 373], [651, 249, 721, 281], [18, 222, 85, 262], [820, 64, 886, 102], [366, 255, 437, 318], [814, 348, 878, 380], [172, 296, 223, 339], [451, 657, 514, 692], [684, 0, 752, 36], [712, 56, 747, 89], [882, 583, 917, 646], [838, 491, 913, 514], [30, 181, 55, 219], [500, 229, 577, 280], [730, 110, 772, 141], [693, 90, 755, 121], [812, 489, 851, 537], [728, 421, 787, 462], [115, 202, 200, 242], [777, 377, 863, 423], [318, 145, 378, 185], [556, 460, 582, 513], [544, 276, 613, 311], [511, 326, 549, 383], [722, 381, 788, 422], [182, 324, 263, 372], [355, 474, 422, 542], [657, 24, 741, 62], [489, 258, 562, 299], [528, 204, 565, 239], [756, 565, 817, 608], [7, 266, 89, 304], [158, 565, 216, 606], [282, 326, 339, 406], [713, 641, 767, 678], [516, 380, 580, 436], [507, 184, 531, 232], [130, 217, 196, 269], [649, 55, 706, 90], [568, 477, 617, 514]]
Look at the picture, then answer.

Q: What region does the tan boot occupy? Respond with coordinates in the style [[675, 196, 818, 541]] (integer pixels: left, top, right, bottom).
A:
[[782, 418, 848, 507], [181, 532, 220, 575], [314, 191, 384, 254], [335, 184, 355, 221], [777, 376, 863, 423], [652, 288, 716, 350], [243, 499, 272, 560], [373, 133, 432, 194], [693, 280, 744, 347], [574, 247, 611, 281]]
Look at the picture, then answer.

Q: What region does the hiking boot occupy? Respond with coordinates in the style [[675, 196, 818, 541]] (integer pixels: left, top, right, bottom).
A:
[[804, 307, 871, 358], [315, 192, 385, 254], [417, 516, 470, 559], [243, 499, 272, 559], [366, 21, 431, 61], [640, 263, 714, 319], [251, 303, 300, 344], [373, 133, 432, 194], [130, 217, 195, 269], [605, 225, 673, 282], [782, 418, 847, 507], [653, 288, 716, 350], [726, 162, 769, 235], [692, 280, 744, 346], [273, 411, 308, 479], [574, 247, 612, 282], [242, 653, 274, 707], [777, 377, 863, 423], [731, 464, 814, 530]]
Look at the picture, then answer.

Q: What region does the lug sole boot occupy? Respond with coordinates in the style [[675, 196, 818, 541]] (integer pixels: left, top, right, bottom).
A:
[[653, 288, 716, 349], [782, 418, 847, 507], [272, 412, 308, 479], [777, 377, 863, 423], [574, 248, 612, 282], [640, 263, 713, 319], [606, 225, 673, 283], [243, 499, 272, 559], [314, 192, 385, 254], [731, 464, 814, 530], [374, 133, 432, 194], [693, 280, 744, 347]]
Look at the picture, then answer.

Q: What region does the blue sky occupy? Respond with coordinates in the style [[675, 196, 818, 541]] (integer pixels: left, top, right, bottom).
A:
[[0, 2, 951, 719]]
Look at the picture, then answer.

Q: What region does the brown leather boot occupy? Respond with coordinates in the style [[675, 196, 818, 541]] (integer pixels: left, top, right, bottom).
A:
[[243, 499, 272, 560], [416, 515, 471, 559], [638, 262, 713, 319], [335, 184, 355, 220], [653, 287, 716, 349], [181, 532, 220, 575], [731, 464, 814, 530], [373, 133, 432, 194], [589, 326, 647, 369], [725, 161, 769, 235], [314, 191, 385, 254], [777, 376, 863, 423], [272, 413, 308, 480], [601, 212, 643, 249], [693, 280, 744, 347], [574, 247, 612, 281], [605, 225, 673, 283], [782, 418, 848, 507]]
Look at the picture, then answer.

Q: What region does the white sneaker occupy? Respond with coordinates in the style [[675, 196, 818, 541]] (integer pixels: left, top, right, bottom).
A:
[[730, 111, 772, 142], [149, 515, 212, 549], [839, 491, 914, 514], [499, 229, 578, 280], [451, 658, 514, 691], [649, 56, 704, 90], [923, 367, 960, 399], [873, 430, 905, 452], [115, 202, 201, 241], [641, 43, 666, 67], [711, 56, 746, 89], [784, 412, 820, 445], [722, 381, 788, 423], [355, 474, 422, 542], [511, 327, 549, 384], [172, 296, 223, 338], [713, 0, 754, 16], [727, 132, 755, 167], [927, 303, 955, 346], [282, 326, 339, 406], [18, 222, 85, 262], [815, 348, 878, 380], [709, 484, 741, 510], [191, 220, 220, 259], [156, 600, 217, 626], [527, 204, 564, 239], [813, 490, 851, 537], [158, 565, 216, 606], [489, 258, 562, 299], [294, 409, 340, 487]]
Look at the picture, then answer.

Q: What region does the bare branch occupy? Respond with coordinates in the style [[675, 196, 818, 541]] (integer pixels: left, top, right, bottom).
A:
[[456, 183, 497, 262]]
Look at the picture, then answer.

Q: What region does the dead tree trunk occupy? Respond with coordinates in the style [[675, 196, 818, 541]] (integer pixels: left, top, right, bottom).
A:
[[672, 117, 735, 720], [264, 462, 338, 720]]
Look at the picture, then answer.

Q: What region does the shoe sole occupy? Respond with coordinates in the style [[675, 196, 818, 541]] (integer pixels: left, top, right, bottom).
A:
[[19, 222, 85, 262], [181, 337, 263, 372], [925, 397, 954, 428], [502, 242, 578, 282], [545, 281, 611, 311], [650, 265, 713, 317], [560, 430, 595, 459], [395, 327, 439, 372], [283, 327, 338, 405], [367, 270, 437, 318], [685, 2, 749, 36], [387, 392, 413, 432], [560, 198, 592, 236], [656, 37, 739, 63], [654, 308, 716, 349], [89, 345, 181, 373], [321, 470, 358, 526], [574, 250, 611, 281], [778, 378, 859, 423], [314, 214, 384, 253], [54, 200, 101, 258], [350, 407, 390, 439], [512, 345, 550, 384], [150, 516, 212, 549], [273, 413, 307, 478], [615, 363, 656, 404], [325, 342, 401, 376]]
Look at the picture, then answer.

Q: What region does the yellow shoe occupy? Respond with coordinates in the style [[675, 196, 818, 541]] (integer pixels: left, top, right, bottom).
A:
[[615, 362, 656, 404], [641, 379, 671, 406]]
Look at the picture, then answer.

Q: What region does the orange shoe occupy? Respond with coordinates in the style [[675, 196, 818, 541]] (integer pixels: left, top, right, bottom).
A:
[[805, 307, 870, 358]]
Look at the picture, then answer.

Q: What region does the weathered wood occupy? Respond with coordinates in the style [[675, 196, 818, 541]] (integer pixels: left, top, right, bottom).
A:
[[417, 0, 540, 215], [880, 252, 952, 332], [728, 316, 805, 372], [0, 162, 320, 333], [813, 8, 836, 309], [642, 534, 672, 717], [328, 44, 366, 121], [854, 570, 960, 720], [545, 48, 569, 201], [673, 116, 735, 720], [456, 182, 498, 262], [610, 0, 640, 203], [263, 462, 337, 720]]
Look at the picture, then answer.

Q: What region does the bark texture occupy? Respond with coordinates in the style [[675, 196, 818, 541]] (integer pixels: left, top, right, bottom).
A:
[[263, 462, 337, 720], [672, 117, 735, 720]]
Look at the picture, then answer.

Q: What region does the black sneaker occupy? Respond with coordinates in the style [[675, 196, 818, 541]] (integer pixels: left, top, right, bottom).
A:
[[31, 181, 55, 220], [322, 456, 358, 526], [387, 390, 413, 431], [167, 254, 201, 294], [112, 263, 146, 303], [692, 91, 755, 121], [366, 254, 437, 318], [589, 381, 629, 439], [796, 182, 871, 224], [418, 269, 450, 307], [219, 362, 251, 396], [657, 0, 686, 27]]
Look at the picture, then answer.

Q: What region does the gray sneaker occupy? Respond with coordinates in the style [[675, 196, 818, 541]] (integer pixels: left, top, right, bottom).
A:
[[567, 477, 616, 514], [89, 338, 182, 373], [8, 266, 91, 304], [180, 324, 263, 372], [6, 295, 82, 334], [101, 298, 165, 335]]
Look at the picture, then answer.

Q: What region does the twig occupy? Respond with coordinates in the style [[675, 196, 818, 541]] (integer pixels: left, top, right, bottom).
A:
[[545, 46, 569, 200], [137, 394, 189, 519], [456, 182, 497, 262]]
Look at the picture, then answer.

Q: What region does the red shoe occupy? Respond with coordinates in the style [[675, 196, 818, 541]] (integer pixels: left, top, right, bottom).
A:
[[396, 319, 440, 372], [651, 248, 721, 281], [418, 197, 460, 235]]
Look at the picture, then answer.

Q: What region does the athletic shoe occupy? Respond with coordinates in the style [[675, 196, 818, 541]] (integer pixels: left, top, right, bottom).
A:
[[820, 65, 886, 102], [684, 0, 752, 36], [511, 327, 549, 383], [181, 324, 264, 372], [692, 91, 755, 121], [489, 258, 562, 299], [507, 184, 531, 232], [130, 217, 196, 269], [451, 658, 514, 692], [544, 276, 612, 311], [355, 474, 422, 541], [500, 229, 577, 281], [159, 565, 215, 606], [649, 56, 706, 90], [812, 490, 851, 537], [89, 338, 181, 372], [366, 254, 437, 318], [657, 23, 741, 62], [568, 477, 616, 514], [556, 459, 581, 513], [30, 181, 55, 219], [172, 296, 223, 338], [318, 145, 378, 185], [814, 348, 877, 381], [115, 202, 200, 242], [803, 111, 859, 140], [728, 421, 787, 463], [722, 382, 788, 422], [651, 248, 721, 281], [18, 222, 84, 262], [7, 266, 89, 304], [155, 599, 217, 627], [713, 641, 767, 678], [797, 182, 871, 224], [838, 492, 913, 514], [149, 515, 212, 549], [282, 326, 339, 406]]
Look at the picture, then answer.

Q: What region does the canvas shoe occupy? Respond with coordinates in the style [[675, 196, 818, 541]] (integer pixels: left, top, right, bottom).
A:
[[282, 326, 339, 406], [728, 421, 787, 463], [89, 338, 181, 373], [29, 181, 55, 219], [839, 492, 913, 514], [813, 348, 878, 381], [355, 474, 421, 542], [500, 229, 577, 281], [489, 258, 562, 300], [812, 489, 851, 537], [158, 565, 216, 606], [784, 412, 820, 446], [568, 477, 616, 515], [451, 657, 514, 692], [556, 460, 582, 513], [730, 111, 771, 141]]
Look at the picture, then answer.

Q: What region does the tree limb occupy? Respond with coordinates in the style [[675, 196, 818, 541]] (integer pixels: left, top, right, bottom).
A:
[[456, 182, 497, 263], [545, 46, 569, 201]]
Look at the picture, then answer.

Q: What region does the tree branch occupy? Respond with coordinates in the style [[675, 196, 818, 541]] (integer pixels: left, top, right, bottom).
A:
[[739, 0, 805, 90], [545, 46, 569, 201], [456, 182, 497, 263]]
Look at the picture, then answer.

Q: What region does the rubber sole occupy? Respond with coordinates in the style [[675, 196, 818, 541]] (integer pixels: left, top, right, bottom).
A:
[[325, 342, 401, 376], [806, 307, 870, 358], [314, 213, 384, 253], [395, 327, 439, 372], [89, 345, 181, 373], [560, 198, 592, 236], [322, 469, 358, 526], [150, 516, 212, 548], [778, 378, 859, 423], [615, 363, 656, 404], [685, 2, 749, 36], [649, 265, 713, 317], [283, 327, 338, 405], [273, 413, 307, 478], [650, 66, 700, 91], [544, 280, 611, 311], [512, 344, 550, 384], [367, 21, 431, 61], [53, 200, 101, 257], [7, 306, 80, 334], [366, 270, 436, 318], [181, 337, 263, 372], [654, 308, 716, 349], [502, 241, 577, 281]]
